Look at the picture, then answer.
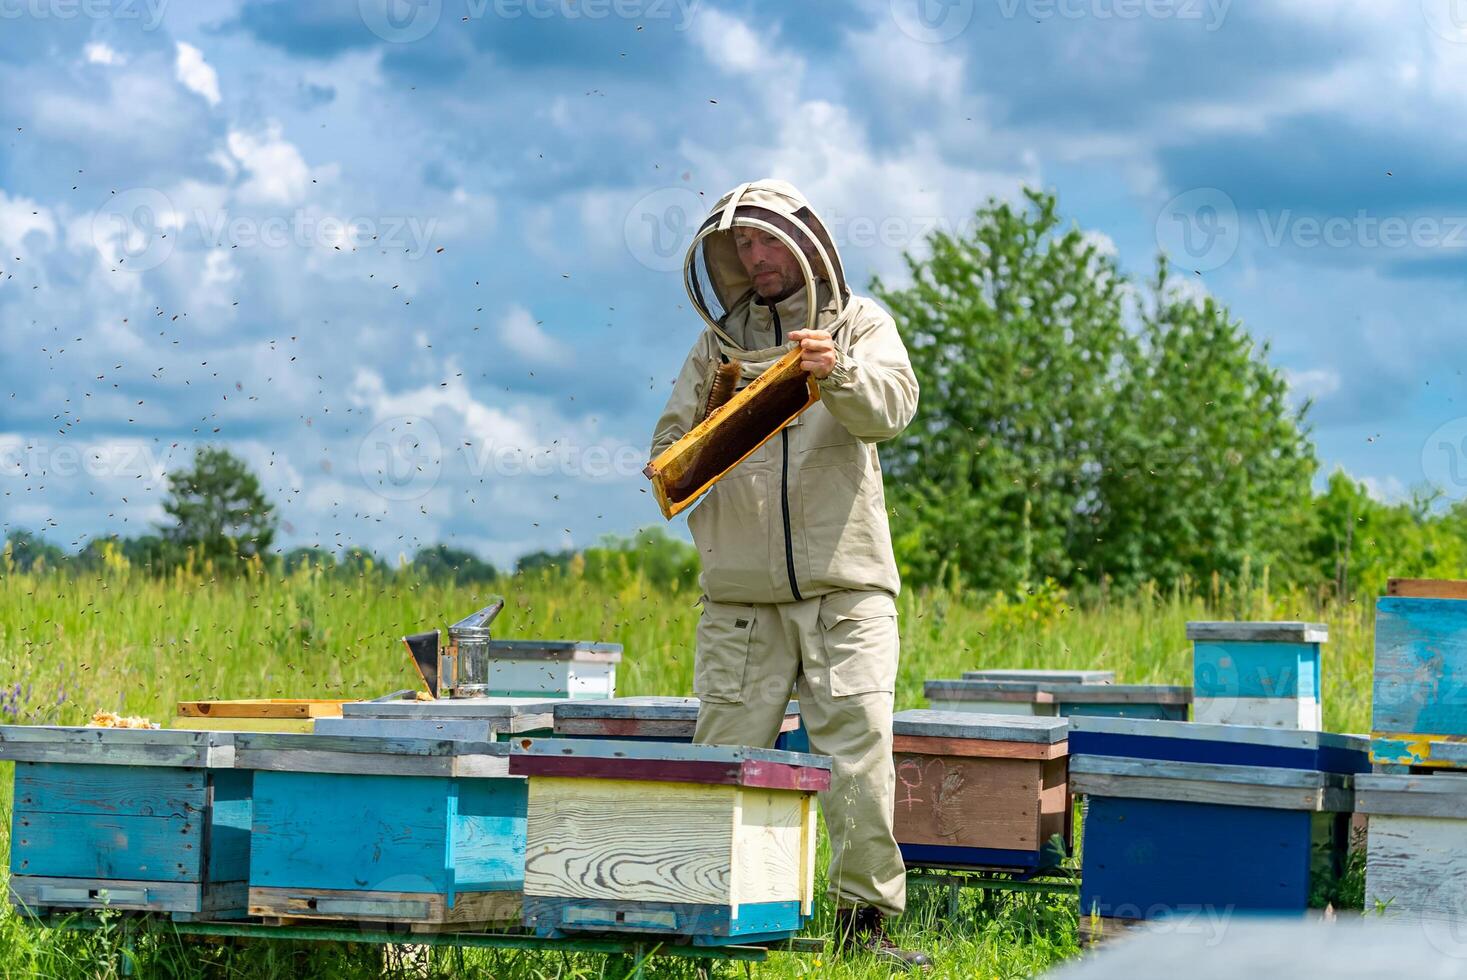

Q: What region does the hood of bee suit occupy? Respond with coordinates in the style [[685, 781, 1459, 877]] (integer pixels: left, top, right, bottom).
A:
[[684, 179, 852, 353]]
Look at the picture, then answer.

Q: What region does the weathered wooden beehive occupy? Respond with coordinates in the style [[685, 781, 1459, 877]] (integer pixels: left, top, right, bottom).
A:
[[1187, 621, 1326, 729], [0, 726, 250, 920], [1371, 581, 1467, 766], [1069, 717, 1368, 921], [961, 669, 1116, 685], [239, 733, 525, 929], [173, 699, 350, 734], [925, 679, 1190, 720], [1356, 772, 1467, 922], [891, 710, 1069, 871], [510, 737, 829, 945], [551, 696, 802, 744]]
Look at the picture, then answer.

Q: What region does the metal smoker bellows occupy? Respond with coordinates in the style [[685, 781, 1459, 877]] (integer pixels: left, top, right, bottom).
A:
[[401, 599, 505, 699]]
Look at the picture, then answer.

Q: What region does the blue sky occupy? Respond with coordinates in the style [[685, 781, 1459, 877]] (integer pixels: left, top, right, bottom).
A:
[[4, 0, 1467, 566]]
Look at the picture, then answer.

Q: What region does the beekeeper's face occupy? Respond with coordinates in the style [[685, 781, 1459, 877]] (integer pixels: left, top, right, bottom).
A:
[[733, 226, 805, 301]]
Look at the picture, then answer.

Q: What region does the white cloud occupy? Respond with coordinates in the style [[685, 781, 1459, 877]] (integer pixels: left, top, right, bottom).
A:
[[227, 125, 312, 206], [496, 305, 566, 363], [1286, 367, 1343, 402], [1360, 473, 1409, 503], [84, 43, 123, 67], [0, 192, 57, 256], [175, 42, 221, 107]]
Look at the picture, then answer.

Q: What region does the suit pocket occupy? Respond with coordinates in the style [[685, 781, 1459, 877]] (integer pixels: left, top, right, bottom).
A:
[[819, 591, 898, 697], [694, 599, 756, 703]]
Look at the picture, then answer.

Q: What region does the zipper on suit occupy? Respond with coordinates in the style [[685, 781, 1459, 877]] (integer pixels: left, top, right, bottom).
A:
[[771, 306, 803, 602]]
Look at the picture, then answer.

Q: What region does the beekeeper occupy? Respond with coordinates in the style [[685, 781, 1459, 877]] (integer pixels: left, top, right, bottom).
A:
[[649, 179, 928, 970]]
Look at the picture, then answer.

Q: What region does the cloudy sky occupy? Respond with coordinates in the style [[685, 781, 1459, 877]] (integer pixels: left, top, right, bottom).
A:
[[4, 0, 1467, 567]]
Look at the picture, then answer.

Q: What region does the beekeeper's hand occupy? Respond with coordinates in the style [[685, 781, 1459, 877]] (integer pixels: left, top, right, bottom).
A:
[[789, 329, 836, 380]]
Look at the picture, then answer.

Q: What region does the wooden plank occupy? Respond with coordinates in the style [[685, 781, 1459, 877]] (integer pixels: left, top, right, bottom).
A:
[[508, 737, 831, 771], [236, 747, 511, 780], [524, 776, 737, 905], [1370, 732, 1467, 767], [923, 698, 1057, 717], [312, 718, 502, 742], [1192, 696, 1321, 730], [206, 770, 252, 883], [176, 700, 349, 719], [10, 876, 206, 914], [1372, 596, 1467, 737], [892, 734, 1066, 761], [1356, 773, 1467, 817], [450, 777, 530, 891], [1365, 814, 1467, 921], [342, 698, 558, 732], [1387, 578, 1467, 600], [731, 788, 803, 907], [171, 717, 316, 734], [510, 755, 828, 792], [892, 709, 1068, 744], [235, 731, 505, 757], [15, 762, 204, 817], [961, 669, 1115, 684], [925, 681, 1190, 705], [12, 812, 200, 881], [1185, 621, 1329, 643], [555, 718, 697, 739], [0, 727, 234, 768], [248, 886, 520, 926], [893, 753, 1046, 851], [1068, 716, 1366, 752], [522, 896, 803, 940], [1070, 767, 1349, 812], [1071, 755, 1346, 790]]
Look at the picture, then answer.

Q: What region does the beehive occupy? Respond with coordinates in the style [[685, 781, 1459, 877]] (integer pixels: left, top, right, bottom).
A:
[[510, 738, 829, 945], [1371, 588, 1467, 766], [925, 679, 1190, 720], [239, 733, 525, 929], [891, 710, 1069, 871], [551, 696, 802, 744], [0, 726, 249, 920], [1069, 718, 1368, 920], [1187, 622, 1326, 729], [1356, 772, 1467, 922], [479, 641, 622, 700]]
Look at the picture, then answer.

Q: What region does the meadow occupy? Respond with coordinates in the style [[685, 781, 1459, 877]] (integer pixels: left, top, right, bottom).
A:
[[0, 559, 1379, 978]]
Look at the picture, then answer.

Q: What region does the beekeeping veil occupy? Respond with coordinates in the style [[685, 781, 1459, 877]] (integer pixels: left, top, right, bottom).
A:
[[684, 179, 853, 354]]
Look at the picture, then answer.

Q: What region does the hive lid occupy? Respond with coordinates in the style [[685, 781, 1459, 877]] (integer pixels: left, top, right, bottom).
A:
[[1356, 771, 1467, 816], [0, 725, 236, 768], [508, 736, 831, 791], [1069, 716, 1368, 753], [1185, 621, 1329, 643], [925, 679, 1191, 704], [1069, 755, 1353, 811], [486, 640, 623, 663], [342, 696, 558, 730], [961, 669, 1114, 684], [313, 717, 503, 742], [892, 709, 1067, 744], [552, 696, 798, 721], [233, 731, 511, 778]]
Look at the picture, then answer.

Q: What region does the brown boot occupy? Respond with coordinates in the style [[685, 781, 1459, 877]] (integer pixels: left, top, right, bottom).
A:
[[834, 906, 933, 972]]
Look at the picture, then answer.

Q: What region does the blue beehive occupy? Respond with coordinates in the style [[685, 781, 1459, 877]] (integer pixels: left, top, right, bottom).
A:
[[1187, 621, 1326, 730], [0, 726, 249, 920], [238, 733, 525, 929], [1371, 593, 1467, 767], [1070, 717, 1368, 921]]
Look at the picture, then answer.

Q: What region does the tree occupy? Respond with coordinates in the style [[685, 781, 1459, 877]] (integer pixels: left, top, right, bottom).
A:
[[1080, 259, 1317, 590], [160, 446, 277, 568], [2, 530, 65, 572], [412, 544, 497, 584], [282, 546, 337, 574], [874, 189, 1134, 590]]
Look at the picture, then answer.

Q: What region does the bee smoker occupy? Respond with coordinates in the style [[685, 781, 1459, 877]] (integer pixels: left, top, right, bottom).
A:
[[401, 598, 505, 699]]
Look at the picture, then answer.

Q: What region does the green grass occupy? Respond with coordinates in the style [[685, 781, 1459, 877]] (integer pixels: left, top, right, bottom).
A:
[[0, 564, 1379, 977]]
